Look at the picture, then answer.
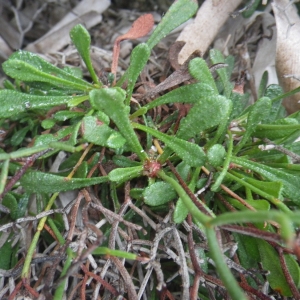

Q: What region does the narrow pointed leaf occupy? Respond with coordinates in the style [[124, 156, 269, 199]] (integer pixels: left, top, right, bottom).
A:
[[125, 43, 151, 105], [232, 156, 300, 203], [82, 116, 126, 148], [21, 171, 108, 193], [70, 24, 100, 85], [0, 159, 9, 194], [132, 122, 206, 167], [147, 0, 198, 50], [143, 83, 216, 111], [254, 118, 299, 140], [3, 50, 93, 91], [89, 88, 147, 161], [0, 90, 83, 119], [209, 49, 233, 98], [257, 240, 292, 296], [234, 97, 271, 154]]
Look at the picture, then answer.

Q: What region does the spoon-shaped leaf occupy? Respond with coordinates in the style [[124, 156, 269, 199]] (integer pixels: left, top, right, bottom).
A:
[[89, 88, 148, 161], [147, 0, 198, 50], [234, 97, 271, 154], [2, 50, 93, 91], [0, 90, 87, 119], [70, 24, 100, 86]]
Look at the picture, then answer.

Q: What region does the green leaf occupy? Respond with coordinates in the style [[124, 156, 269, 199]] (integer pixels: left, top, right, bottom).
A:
[[209, 49, 233, 98], [93, 247, 138, 260], [173, 198, 189, 223], [125, 43, 151, 105], [113, 155, 142, 168], [0, 159, 9, 194], [177, 95, 231, 141], [231, 156, 300, 204], [10, 126, 30, 146], [89, 88, 147, 161], [0, 90, 82, 119], [3, 50, 93, 91], [258, 71, 268, 99], [34, 125, 74, 147], [242, 0, 261, 18], [227, 198, 270, 211], [2, 193, 18, 220], [132, 122, 206, 167], [70, 24, 100, 85], [54, 110, 84, 121], [20, 171, 109, 193], [254, 118, 300, 140], [234, 97, 271, 154], [143, 83, 216, 111], [257, 240, 292, 296], [207, 144, 226, 167], [108, 165, 143, 183], [0, 237, 13, 270], [144, 181, 177, 206], [147, 0, 198, 50], [230, 170, 283, 200], [82, 116, 126, 148], [188, 58, 217, 92]]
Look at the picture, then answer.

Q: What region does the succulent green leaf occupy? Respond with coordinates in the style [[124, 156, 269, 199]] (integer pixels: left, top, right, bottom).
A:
[[108, 165, 143, 183], [0, 90, 81, 119], [234, 97, 271, 154], [82, 116, 126, 148], [0, 237, 13, 270], [177, 95, 231, 141], [132, 122, 206, 167], [113, 155, 142, 168], [70, 24, 100, 85], [93, 247, 138, 260], [20, 171, 109, 193], [89, 88, 147, 161], [34, 125, 75, 147], [230, 170, 283, 200], [144, 181, 177, 206], [144, 83, 216, 111], [231, 156, 300, 204], [125, 43, 151, 105], [258, 71, 268, 99], [207, 144, 226, 167], [147, 0, 198, 50], [254, 118, 300, 140], [54, 110, 85, 121], [258, 240, 292, 296], [227, 198, 270, 211], [10, 126, 30, 146], [173, 198, 189, 223], [209, 49, 233, 98], [3, 50, 93, 91], [189, 58, 218, 92], [0, 159, 9, 194], [2, 193, 18, 220]]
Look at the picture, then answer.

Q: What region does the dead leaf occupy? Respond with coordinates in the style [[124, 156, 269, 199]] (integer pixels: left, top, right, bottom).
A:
[[273, 0, 300, 114], [111, 14, 154, 83], [176, 0, 242, 64]]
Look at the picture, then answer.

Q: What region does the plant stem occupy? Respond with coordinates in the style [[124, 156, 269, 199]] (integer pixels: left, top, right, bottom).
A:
[[157, 170, 211, 224], [206, 227, 248, 300]]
